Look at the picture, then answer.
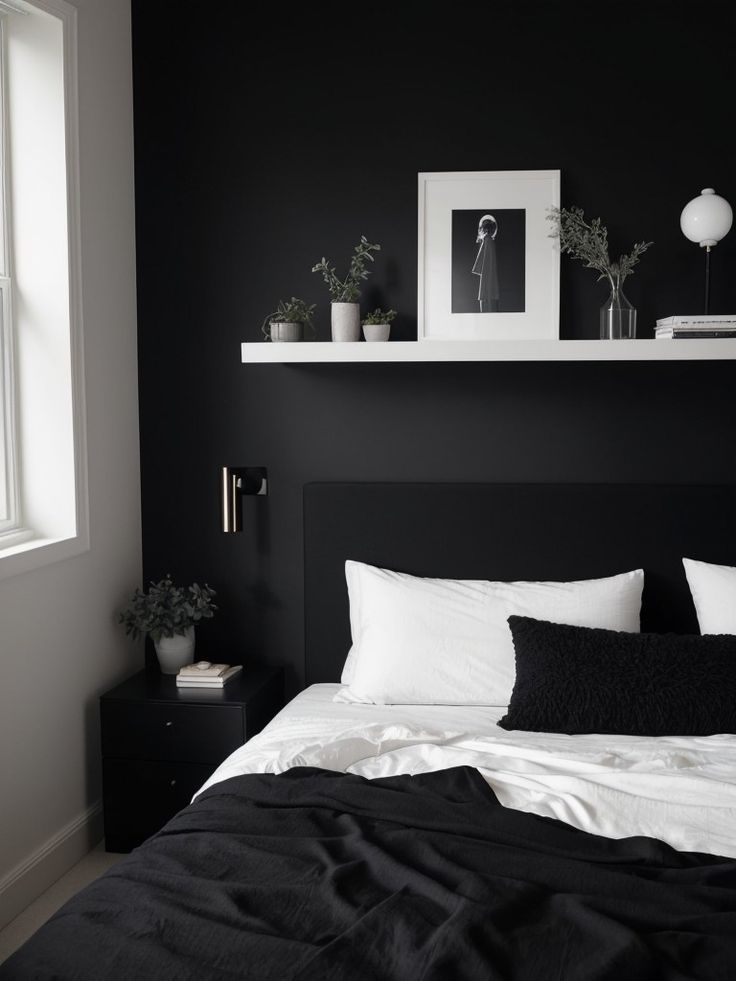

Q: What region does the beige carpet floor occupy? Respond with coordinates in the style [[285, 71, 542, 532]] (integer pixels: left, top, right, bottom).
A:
[[0, 841, 122, 964]]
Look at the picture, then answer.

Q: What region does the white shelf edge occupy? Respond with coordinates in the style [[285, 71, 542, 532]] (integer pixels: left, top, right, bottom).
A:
[[241, 339, 736, 364]]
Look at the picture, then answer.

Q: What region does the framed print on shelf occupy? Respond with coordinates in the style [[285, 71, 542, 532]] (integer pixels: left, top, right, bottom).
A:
[[418, 170, 560, 341]]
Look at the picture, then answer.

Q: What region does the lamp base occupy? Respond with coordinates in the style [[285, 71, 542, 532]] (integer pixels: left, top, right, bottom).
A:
[[704, 245, 711, 316]]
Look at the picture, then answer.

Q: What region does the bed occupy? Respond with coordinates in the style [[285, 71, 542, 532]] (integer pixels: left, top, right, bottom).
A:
[[4, 483, 736, 980]]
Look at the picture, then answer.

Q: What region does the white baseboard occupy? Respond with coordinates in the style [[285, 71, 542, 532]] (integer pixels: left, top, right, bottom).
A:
[[0, 801, 103, 931]]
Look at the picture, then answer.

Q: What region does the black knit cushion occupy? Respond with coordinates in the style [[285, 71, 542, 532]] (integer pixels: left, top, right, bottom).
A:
[[499, 616, 736, 736]]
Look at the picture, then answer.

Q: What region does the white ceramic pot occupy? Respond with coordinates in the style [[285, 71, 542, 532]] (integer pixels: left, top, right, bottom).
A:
[[362, 323, 391, 342], [269, 321, 303, 342], [154, 626, 195, 674], [331, 302, 360, 342]]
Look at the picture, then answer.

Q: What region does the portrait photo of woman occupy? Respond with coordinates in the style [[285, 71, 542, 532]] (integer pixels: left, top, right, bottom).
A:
[[451, 208, 526, 315], [472, 214, 500, 312]]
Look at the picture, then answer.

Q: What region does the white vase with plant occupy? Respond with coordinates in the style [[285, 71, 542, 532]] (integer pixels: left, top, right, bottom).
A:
[[312, 236, 381, 341], [119, 575, 217, 674], [361, 307, 397, 342], [548, 206, 653, 339]]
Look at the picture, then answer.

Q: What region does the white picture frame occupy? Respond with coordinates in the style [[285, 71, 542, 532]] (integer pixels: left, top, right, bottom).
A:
[[418, 170, 560, 341]]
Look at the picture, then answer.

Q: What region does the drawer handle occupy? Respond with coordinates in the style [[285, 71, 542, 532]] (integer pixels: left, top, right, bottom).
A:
[[170, 779, 177, 787]]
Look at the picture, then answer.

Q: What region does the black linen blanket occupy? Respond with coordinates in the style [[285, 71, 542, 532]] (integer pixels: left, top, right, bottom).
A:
[[3, 766, 736, 980]]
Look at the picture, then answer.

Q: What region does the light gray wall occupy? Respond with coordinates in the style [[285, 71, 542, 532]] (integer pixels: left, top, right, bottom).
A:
[[0, 0, 141, 926]]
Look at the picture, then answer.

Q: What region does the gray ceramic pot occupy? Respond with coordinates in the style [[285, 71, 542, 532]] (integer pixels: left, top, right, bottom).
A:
[[269, 321, 303, 342]]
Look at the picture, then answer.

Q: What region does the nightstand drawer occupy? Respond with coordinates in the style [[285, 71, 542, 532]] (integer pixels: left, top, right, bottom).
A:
[[101, 700, 244, 764], [100, 666, 285, 852], [102, 758, 213, 852]]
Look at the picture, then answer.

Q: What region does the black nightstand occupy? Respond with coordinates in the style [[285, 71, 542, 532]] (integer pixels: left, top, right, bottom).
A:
[[100, 665, 284, 852]]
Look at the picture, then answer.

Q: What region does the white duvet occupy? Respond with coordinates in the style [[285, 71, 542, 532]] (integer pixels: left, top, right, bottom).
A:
[[196, 683, 736, 859]]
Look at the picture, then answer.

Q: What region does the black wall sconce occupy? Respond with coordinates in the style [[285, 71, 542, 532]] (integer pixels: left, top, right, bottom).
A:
[[221, 466, 268, 533]]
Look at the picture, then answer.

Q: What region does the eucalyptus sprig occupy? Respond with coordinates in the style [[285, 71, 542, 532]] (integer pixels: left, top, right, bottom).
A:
[[547, 206, 653, 288], [312, 236, 381, 303]]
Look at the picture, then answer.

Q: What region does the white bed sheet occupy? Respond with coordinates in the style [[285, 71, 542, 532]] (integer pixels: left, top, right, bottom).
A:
[[196, 683, 736, 859]]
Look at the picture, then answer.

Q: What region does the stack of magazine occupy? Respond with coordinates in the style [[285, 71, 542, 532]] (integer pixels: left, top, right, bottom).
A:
[[655, 315, 736, 339], [176, 661, 242, 688]]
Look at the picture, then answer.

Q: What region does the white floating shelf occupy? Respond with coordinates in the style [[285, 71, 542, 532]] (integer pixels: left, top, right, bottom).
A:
[[241, 339, 736, 364]]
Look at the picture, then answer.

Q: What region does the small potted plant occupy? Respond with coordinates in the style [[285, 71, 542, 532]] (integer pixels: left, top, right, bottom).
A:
[[312, 235, 381, 341], [119, 575, 217, 674], [361, 307, 396, 342], [261, 297, 316, 343]]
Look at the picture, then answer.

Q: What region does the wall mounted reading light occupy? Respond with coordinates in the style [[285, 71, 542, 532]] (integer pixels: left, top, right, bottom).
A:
[[221, 466, 268, 533]]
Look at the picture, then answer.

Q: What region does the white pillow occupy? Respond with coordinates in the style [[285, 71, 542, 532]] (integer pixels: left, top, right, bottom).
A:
[[340, 560, 644, 705], [683, 557, 736, 634]]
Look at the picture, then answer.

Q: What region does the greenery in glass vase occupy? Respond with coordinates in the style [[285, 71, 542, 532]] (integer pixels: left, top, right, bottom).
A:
[[119, 575, 217, 642], [311, 236, 381, 302], [547, 206, 653, 291]]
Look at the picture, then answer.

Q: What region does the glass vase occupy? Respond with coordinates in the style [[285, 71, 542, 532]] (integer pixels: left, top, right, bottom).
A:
[[600, 281, 636, 340]]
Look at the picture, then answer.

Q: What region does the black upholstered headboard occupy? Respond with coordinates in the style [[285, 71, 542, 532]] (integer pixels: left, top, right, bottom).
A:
[[303, 483, 736, 684]]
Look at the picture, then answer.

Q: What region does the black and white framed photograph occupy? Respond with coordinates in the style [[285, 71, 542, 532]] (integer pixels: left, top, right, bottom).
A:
[[418, 170, 560, 341]]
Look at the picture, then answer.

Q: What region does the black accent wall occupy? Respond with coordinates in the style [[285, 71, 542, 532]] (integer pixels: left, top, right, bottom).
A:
[[132, 1, 736, 692]]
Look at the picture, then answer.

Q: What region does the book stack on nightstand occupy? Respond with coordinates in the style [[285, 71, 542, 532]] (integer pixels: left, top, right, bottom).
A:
[[100, 664, 284, 852], [176, 661, 243, 688]]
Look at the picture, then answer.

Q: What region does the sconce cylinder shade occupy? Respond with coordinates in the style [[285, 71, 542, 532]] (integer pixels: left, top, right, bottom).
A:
[[221, 466, 268, 533], [222, 466, 242, 533], [680, 188, 733, 248]]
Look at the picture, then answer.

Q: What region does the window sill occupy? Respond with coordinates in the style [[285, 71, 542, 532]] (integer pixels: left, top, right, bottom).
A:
[[0, 527, 34, 549], [0, 530, 90, 581]]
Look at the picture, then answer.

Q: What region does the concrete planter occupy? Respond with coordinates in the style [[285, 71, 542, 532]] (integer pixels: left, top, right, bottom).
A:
[[362, 323, 391, 342], [268, 321, 304, 342], [331, 302, 361, 342]]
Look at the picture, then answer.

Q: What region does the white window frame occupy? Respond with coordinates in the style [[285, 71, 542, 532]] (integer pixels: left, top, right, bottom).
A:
[[0, 10, 21, 540], [0, 0, 89, 579], [0, 276, 22, 539]]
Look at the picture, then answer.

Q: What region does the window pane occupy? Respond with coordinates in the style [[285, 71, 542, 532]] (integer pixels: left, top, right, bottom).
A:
[[0, 288, 10, 523]]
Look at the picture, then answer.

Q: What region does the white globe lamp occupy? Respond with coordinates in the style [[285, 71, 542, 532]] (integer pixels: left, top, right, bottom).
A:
[[680, 188, 732, 313]]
